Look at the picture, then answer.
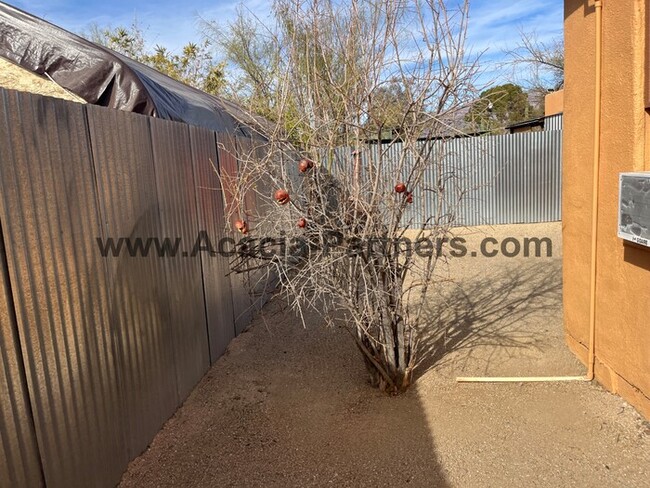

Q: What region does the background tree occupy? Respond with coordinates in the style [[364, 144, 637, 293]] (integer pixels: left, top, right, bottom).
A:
[[214, 0, 478, 393], [202, 11, 284, 125], [365, 80, 420, 140], [466, 83, 538, 132], [83, 21, 226, 95], [505, 30, 564, 97], [204, 5, 434, 146]]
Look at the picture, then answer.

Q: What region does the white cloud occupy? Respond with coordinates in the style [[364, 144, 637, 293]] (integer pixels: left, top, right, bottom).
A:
[[465, 0, 563, 88], [7, 0, 562, 88]]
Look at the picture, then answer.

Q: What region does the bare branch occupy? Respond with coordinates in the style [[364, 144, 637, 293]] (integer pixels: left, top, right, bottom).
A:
[[210, 0, 479, 394]]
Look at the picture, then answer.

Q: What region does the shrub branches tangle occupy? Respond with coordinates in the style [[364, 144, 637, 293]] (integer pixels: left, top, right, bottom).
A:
[[215, 0, 479, 394]]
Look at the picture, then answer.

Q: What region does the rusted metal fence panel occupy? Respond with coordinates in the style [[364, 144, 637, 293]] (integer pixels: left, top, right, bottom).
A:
[[0, 91, 126, 487], [251, 140, 281, 306], [189, 126, 236, 361], [0, 88, 266, 487], [235, 136, 274, 312], [216, 133, 252, 335], [86, 105, 179, 461], [0, 227, 43, 487], [149, 118, 210, 401]]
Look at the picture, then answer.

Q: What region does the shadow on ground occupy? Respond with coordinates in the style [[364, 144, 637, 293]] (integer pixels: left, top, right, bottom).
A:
[[119, 224, 650, 487], [120, 300, 451, 487], [416, 260, 563, 378]]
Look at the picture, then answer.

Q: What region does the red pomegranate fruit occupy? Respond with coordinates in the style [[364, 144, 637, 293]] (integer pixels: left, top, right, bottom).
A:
[[234, 219, 248, 234], [297, 218, 307, 228], [274, 189, 290, 205], [405, 192, 413, 204], [298, 158, 314, 173], [395, 182, 407, 193]]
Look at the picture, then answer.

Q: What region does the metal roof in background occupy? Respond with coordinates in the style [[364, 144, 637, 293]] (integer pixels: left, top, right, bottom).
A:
[[505, 116, 546, 131]]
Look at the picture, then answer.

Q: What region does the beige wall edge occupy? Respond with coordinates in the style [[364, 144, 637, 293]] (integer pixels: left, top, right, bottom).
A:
[[545, 89, 564, 116]]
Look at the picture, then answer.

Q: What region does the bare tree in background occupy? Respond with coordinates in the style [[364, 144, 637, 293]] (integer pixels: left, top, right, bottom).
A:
[[505, 29, 564, 96], [209, 0, 478, 394]]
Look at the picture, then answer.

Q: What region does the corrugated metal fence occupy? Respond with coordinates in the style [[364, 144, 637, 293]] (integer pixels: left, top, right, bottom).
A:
[[330, 130, 562, 227], [0, 88, 563, 488], [0, 88, 265, 487], [544, 113, 563, 131]]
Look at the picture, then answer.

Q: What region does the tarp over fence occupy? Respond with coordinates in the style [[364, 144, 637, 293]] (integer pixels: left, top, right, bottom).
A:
[[0, 1, 265, 137]]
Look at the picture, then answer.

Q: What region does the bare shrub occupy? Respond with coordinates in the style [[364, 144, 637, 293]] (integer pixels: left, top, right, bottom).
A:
[[212, 0, 479, 393]]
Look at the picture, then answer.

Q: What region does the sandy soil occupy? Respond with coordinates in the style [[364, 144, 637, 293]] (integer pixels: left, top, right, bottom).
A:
[[0, 57, 86, 103], [119, 222, 650, 487]]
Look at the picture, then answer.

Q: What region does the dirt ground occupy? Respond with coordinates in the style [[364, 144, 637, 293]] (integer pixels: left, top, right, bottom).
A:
[[0, 57, 86, 103], [119, 222, 650, 487]]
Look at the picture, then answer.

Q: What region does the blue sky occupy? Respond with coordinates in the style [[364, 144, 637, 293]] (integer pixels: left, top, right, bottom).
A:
[[7, 0, 563, 88]]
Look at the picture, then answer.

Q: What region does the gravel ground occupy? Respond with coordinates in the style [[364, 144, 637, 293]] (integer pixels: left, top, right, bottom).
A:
[[119, 222, 650, 487]]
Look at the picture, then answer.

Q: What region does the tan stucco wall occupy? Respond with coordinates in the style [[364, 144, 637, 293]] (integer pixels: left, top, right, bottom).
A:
[[544, 89, 564, 116], [564, 0, 650, 419]]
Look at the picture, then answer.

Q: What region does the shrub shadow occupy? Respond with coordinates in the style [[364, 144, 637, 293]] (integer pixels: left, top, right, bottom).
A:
[[415, 260, 563, 377]]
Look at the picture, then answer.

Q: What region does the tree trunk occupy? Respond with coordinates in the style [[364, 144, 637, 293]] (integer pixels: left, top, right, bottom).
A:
[[362, 354, 412, 394], [356, 334, 413, 395]]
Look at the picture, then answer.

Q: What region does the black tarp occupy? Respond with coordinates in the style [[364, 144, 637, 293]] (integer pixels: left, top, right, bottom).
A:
[[0, 1, 263, 137]]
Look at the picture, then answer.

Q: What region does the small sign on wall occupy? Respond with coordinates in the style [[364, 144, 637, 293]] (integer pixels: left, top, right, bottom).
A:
[[619, 172, 650, 247]]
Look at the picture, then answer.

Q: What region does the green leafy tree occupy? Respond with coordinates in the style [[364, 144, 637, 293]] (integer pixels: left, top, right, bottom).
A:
[[365, 80, 428, 140], [466, 83, 539, 132], [204, 6, 429, 146], [204, 12, 280, 118], [83, 21, 226, 95]]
